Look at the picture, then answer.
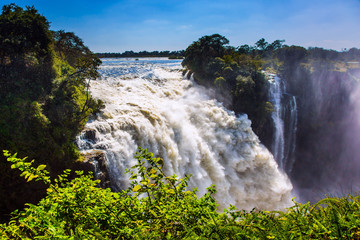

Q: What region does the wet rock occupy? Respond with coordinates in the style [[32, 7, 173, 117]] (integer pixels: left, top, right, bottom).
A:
[[75, 150, 111, 189], [82, 128, 97, 143]]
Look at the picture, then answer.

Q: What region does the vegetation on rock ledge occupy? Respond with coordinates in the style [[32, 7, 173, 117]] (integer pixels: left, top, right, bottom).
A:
[[182, 34, 276, 146]]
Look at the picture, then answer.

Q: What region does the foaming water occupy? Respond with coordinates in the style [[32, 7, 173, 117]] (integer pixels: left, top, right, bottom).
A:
[[77, 58, 293, 210]]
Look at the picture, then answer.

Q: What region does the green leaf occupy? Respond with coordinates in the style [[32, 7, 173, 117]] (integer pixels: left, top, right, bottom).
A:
[[133, 185, 142, 192], [37, 165, 46, 171], [130, 174, 137, 180], [27, 174, 38, 182], [140, 180, 149, 186]]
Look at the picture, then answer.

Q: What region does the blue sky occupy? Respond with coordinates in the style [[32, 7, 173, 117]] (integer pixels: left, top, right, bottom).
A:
[[2, 0, 360, 52]]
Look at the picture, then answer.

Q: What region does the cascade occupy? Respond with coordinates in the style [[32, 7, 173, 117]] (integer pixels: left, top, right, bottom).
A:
[[267, 74, 298, 173], [77, 58, 293, 210]]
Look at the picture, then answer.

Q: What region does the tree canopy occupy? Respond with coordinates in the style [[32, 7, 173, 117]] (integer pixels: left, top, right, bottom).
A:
[[0, 4, 103, 222], [182, 34, 274, 145], [0, 3, 54, 100]]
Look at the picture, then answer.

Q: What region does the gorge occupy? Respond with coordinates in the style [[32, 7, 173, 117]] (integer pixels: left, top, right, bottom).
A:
[[77, 55, 360, 206], [76, 58, 293, 210], [2, 4, 360, 237]]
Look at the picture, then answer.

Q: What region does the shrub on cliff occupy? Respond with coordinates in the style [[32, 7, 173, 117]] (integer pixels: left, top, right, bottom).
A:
[[182, 34, 273, 144], [0, 3, 102, 166], [0, 4, 103, 221]]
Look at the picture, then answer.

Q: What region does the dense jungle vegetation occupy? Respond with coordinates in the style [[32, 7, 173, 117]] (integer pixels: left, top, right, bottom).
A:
[[0, 4, 103, 221], [1, 3, 360, 239]]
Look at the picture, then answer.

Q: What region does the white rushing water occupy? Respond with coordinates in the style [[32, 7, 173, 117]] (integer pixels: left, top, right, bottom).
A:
[[268, 75, 285, 169], [268, 74, 298, 174], [77, 58, 293, 210]]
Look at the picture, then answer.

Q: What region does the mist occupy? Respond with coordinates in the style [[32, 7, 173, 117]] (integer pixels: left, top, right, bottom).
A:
[[283, 60, 360, 202]]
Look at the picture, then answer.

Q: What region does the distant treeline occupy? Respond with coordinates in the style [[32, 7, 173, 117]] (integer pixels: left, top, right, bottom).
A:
[[97, 50, 185, 59]]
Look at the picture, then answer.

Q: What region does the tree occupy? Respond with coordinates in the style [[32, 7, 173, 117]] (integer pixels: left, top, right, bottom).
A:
[[237, 44, 252, 54], [182, 34, 229, 77], [0, 4, 52, 62], [0, 3, 54, 100], [53, 30, 101, 81], [255, 38, 268, 51], [51, 30, 102, 122], [0, 4, 103, 221], [268, 39, 285, 51], [275, 45, 307, 62]]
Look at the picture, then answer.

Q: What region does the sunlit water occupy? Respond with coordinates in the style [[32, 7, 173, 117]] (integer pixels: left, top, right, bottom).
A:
[[268, 74, 298, 174], [77, 58, 293, 210]]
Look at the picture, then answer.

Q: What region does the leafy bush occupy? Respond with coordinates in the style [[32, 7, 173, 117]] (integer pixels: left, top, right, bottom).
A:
[[0, 148, 221, 239], [1, 149, 360, 239]]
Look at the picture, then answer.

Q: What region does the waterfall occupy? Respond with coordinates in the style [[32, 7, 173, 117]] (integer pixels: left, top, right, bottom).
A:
[[268, 75, 285, 169], [284, 95, 298, 173], [77, 58, 293, 211], [267, 74, 298, 173]]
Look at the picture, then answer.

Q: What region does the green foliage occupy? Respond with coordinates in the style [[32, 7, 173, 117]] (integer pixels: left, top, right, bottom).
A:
[[0, 4, 103, 166], [0, 4, 104, 221], [2, 149, 360, 239], [0, 4, 52, 58], [52, 30, 101, 81], [275, 45, 308, 64], [0, 3, 54, 100], [220, 196, 360, 239], [0, 148, 220, 239], [182, 34, 230, 81], [4, 151, 50, 185]]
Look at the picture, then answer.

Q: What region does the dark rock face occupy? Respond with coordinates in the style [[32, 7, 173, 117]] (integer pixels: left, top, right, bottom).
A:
[[74, 150, 111, 189], [83, 129, 97, 143], [75, 128, 112, 189], [282, 66, 360, 202], [0, 160, 47, 223]]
